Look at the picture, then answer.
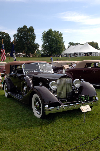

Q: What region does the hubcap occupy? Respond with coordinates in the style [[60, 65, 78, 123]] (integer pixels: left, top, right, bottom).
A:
[[34, 97, 41, 115]]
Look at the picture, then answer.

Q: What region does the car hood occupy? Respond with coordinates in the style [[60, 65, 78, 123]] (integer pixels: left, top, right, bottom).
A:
[[27, 72, 69, 80]]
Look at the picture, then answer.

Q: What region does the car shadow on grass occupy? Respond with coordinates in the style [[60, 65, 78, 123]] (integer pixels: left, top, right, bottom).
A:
[[45, 108, 82, 120], [0, 91, 85, 130]]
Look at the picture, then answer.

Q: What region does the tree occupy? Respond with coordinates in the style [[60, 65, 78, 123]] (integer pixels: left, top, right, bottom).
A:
[[68, 42, 81, 48], [0, 32, 11, 53], [35, 49, 41, 57], [41, 29, 65, 56], [88, 41, 99, 49], [14, 25, 39, 56]]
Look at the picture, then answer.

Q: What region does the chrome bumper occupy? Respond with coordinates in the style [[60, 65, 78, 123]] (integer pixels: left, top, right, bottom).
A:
[[45, 98, 98, 115]]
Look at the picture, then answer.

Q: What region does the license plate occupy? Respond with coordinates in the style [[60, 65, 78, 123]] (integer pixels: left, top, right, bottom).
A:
[[80, 105, 91, 112]]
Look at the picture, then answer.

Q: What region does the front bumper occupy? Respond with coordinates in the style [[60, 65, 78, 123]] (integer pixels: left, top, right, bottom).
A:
[[45, 98, 98, 115]]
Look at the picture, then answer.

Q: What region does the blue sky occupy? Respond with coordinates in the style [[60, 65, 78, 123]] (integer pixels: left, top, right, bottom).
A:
[[1, 0, 100, 49]]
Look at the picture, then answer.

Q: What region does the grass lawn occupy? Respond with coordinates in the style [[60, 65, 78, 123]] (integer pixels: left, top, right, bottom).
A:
[[0, 89, 100, 151], [0, 56, 100, 150], [5, 55, 100, 63]]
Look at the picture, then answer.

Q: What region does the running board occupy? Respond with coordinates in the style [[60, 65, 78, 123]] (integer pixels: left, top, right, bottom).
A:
[[8, 92, 23, 100]]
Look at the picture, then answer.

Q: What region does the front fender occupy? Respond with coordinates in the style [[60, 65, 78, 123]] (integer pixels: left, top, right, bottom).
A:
[[33, 86, 61, 106], [80, 82, 96, 97]]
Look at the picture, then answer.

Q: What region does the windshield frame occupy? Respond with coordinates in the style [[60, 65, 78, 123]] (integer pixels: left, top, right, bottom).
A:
[[22, 63, 53, 75]]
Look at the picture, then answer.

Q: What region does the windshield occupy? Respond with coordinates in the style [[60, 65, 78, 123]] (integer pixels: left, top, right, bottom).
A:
[[22, 63, 53, 74]]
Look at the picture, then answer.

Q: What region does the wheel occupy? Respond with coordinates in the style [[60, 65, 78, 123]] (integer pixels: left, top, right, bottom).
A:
[[32, 93, 45, 118], [4, 83, 9, 98]]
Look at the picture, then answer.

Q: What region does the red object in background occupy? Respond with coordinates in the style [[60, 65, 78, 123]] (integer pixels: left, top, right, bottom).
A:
[[1, 40, 6, 62], [1, 48, 6, 62]]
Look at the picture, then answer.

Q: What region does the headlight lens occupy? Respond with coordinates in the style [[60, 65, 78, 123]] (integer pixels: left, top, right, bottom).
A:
[[73, 79, 81, 88], [49, 81, 57, 91]]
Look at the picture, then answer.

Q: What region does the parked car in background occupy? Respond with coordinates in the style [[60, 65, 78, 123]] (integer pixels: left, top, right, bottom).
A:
[[64, 60, 100, 86], [52, 61, 80, 73], [3, 61, 98, 118], [0, 62, 6, 76], [53, 60, 100, 86]]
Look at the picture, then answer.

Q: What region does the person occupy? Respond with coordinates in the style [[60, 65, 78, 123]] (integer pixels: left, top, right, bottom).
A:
[[50, 56, 53, 62]]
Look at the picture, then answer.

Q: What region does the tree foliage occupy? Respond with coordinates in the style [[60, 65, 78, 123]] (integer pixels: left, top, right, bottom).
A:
[[88, 41, 99, 49], [1, 27, 100, 56], [0, 32, 11, 53], [41, 29, 65, 56], [14, 25, 39, 55], [68, 42, 81, 48]]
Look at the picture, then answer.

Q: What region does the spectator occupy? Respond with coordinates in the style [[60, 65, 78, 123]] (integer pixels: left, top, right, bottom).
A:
[[50, 56, 53, 62]]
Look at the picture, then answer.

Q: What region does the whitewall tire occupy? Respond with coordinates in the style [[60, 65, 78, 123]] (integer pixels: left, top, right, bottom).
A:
[[4, 83, 9, 98], [32, 94, 45, 118]]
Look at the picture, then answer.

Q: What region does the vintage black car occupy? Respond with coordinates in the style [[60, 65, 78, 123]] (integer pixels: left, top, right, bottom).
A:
[[3, 61, 98, 118]]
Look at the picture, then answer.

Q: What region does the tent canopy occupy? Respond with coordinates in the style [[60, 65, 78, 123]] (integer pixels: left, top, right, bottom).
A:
[[63, 43, 100, 54]]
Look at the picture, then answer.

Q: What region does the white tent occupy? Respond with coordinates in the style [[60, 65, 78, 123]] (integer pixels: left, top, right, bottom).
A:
[[62, 43, 100, 57], [62, 45, 75, 55], [75, 43, 99, 53], [71, 44, 83, 54]]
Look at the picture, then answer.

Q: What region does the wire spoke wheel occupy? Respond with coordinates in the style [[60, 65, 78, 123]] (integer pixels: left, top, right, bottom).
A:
[[4, 83, 9, 98], [32, 94, 45, 118]]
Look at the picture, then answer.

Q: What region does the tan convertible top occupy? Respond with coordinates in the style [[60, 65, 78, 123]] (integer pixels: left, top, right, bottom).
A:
[[75, 60, 100, 68], [5, 61, 46, 74], [52, 61, 80, 67]]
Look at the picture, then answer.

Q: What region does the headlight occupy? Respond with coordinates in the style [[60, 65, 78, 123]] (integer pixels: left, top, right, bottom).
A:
[[49, 81, 57, 91], [73, 79, 81, 88]]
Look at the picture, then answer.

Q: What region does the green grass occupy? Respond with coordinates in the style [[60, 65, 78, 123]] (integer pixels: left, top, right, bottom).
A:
[[0, 56, 100, 150], [5, 55, 100, 63], [0, 89, 100, 151]]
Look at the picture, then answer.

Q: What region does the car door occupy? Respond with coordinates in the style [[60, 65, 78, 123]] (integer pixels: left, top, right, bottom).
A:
[[66, 68, 85, 81], [81, 68, 93, 83], [9, 65, 25, 93], [83, 62, 100, 85], [91, 67, 100, 85], [66, 68, 93, 83]]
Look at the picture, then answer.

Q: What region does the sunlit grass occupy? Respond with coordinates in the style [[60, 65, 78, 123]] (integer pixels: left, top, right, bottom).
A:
[[0, 89, 100, 151], [5, 56, 100, 63]]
